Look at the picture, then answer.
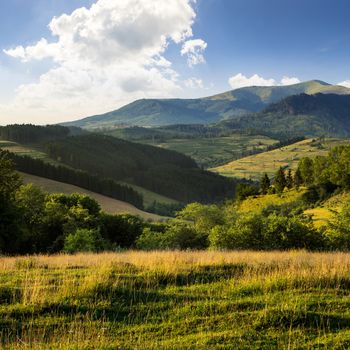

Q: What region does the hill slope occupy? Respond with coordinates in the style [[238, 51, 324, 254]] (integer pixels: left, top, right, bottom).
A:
[[212, 138, 350, 180], [62, 80, 350, 129], [20, 172, 163, 221], [223, 93, 350, 137], [45, 134, 236, 203]]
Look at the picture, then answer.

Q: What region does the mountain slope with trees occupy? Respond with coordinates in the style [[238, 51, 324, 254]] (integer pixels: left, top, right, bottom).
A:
[[222, 93, 350, 137], [62, 80, 350, 129]]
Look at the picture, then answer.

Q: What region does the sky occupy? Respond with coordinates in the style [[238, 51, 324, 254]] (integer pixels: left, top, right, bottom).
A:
[[1, 0, 350, 125]]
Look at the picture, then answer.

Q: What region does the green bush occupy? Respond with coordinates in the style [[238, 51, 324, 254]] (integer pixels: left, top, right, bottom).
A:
[[64, 228, 108, 253]]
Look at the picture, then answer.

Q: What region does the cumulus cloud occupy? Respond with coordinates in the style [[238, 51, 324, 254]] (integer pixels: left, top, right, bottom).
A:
[[228, 73, 301, 89], [228, 74, 276, 89], [280, 76, 301, 86], [184, 77, 204, 89], [337, 80, 350, 88], [181, 39, 207, 67], [3, 0, 202, 124]]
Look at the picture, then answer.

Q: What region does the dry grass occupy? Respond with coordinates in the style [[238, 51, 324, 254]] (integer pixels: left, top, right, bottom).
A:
[[2, 251, 350, 349], [212, 138, 350, 180]]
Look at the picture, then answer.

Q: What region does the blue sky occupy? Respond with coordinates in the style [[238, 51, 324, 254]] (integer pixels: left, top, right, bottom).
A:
[[0, 0, 349, 124]]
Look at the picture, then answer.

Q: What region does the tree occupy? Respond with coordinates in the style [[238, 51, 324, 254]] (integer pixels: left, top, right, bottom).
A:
[[298, 157, 314, 185], [293, 168, 303, 190], [64, 228, 108, 253], [286, 169, 293, 189], [260, 173, 270, 194], [325, 203, 350, 250], [0, 152, 23, 254], [0, 151, 22, 200], [274, 167, 287, 194], [236, 183, 259, 201]]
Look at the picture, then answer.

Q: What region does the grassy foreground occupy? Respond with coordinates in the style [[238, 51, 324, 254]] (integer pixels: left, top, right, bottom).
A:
[[1, 252, 350, 349]]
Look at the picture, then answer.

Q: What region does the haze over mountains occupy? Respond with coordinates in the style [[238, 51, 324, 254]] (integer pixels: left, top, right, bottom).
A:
[[63, 80, 350, 130]]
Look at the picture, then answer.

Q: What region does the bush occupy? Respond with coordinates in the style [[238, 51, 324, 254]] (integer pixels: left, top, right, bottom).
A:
[[64, 228, 108, 253]]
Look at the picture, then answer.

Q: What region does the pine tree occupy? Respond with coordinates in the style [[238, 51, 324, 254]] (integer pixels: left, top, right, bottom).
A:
[[294, 168, 303, 190], [286, 169, 293, 189], [274, 167, 287, 193], [260, 173, 271, 194]]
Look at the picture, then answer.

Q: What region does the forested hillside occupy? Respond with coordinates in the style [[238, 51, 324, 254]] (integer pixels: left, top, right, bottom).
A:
[[45, 134, 236, 203], [223, 93, 350, 137]]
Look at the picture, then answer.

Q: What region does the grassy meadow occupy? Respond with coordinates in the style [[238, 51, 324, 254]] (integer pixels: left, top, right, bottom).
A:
[[212, 138, 350, 180], [142, 134, 278, 168], [2, 251, 350, 349]]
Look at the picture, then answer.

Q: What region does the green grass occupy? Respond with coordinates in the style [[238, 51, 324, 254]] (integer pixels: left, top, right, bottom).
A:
[[212, 138, 350, 181], [238, 188, 306, 213], [142, 134, 278, 168], [0, 141, 48, 160], [1, 251, 350, 349]]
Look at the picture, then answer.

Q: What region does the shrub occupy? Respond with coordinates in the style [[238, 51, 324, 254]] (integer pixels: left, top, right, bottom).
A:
[[64, 228, 108, 253]]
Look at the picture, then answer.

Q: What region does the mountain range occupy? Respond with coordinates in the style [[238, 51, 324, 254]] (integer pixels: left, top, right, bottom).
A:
[[62, 80, 350, 129]]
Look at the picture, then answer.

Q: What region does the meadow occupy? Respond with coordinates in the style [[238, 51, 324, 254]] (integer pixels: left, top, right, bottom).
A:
[[142, 134, 277, 168], [1, 251, 350, 349], [212, 138, 350, 180]]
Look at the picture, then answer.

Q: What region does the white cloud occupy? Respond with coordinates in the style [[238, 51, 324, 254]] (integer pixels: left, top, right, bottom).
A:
[[228, 73, 276, 89], [2, 0, 200, 124], [181, 39, 207, 67], [337, 80, 350, 88], [184, 77, 204, 89], [280, 76, 301, 86], [228, 73, 301, 89]]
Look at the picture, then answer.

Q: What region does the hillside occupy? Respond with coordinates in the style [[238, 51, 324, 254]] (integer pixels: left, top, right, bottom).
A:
[[45, 134, 236, 203], [212, 138, 350, 180], [224, 93, 350, 137], [62, 80, 350, 129], [20, 172, 163, 221]]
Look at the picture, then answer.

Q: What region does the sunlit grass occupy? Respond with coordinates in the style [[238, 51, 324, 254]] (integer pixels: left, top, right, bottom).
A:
[[1, 251, 350, 349]]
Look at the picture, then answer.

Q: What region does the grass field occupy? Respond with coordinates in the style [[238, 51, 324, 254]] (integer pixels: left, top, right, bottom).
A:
[[142, 134, 278, 168], [20, 172, 165, 221], [212, 138, 350, 181], [1, 251, 350, 349]]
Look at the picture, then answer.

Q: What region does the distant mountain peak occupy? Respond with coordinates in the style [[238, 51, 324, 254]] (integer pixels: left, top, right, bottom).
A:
[[62, 80, 350, 129]]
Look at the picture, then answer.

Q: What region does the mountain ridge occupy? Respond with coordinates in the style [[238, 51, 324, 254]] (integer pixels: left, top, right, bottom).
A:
[[62, 80, 350, 129]]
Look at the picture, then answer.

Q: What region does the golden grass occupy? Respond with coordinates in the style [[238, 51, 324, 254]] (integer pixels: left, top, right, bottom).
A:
[[2, 251, 350, 349], [212, 138, 350, 180]]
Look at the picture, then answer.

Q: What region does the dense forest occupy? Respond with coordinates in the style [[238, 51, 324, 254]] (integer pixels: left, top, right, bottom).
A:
[[45, 134, 236, 203], [0, 124, 73, 144]]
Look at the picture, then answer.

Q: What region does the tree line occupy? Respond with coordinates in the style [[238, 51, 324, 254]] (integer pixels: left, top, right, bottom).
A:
[[4, 151, 144, 208]]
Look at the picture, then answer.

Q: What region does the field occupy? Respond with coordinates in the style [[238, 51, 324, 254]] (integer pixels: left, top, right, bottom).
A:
[[142, 134, 278, 168], [212, 138, 350, 180], [20, 173, 164, 221], [1, 251, 350, 349]]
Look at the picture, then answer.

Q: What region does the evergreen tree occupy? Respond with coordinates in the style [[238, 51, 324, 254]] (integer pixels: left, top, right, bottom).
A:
[[286, 169, 293, 189], [260, 173, 270, 194], [274, 167, 287, 193], [294, 168, 303, 189]]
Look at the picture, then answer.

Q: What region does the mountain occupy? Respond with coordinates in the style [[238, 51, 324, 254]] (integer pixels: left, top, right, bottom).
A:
[[221, 93, 350, 137], [62, 80, 350, 129]]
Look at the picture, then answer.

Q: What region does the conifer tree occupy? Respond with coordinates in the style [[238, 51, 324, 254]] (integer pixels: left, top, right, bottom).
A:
[[286, 169, 293, 189], [294, 168, 303, 190], [260, 173, 270, 194], [274, 167, 287, 193]]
